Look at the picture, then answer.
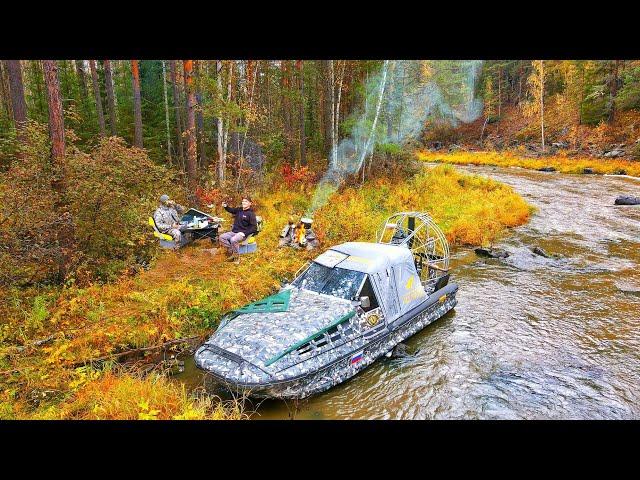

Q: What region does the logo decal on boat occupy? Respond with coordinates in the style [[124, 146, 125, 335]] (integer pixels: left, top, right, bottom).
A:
[[350, 351, 364, 366], [366, 313, 380, 327]]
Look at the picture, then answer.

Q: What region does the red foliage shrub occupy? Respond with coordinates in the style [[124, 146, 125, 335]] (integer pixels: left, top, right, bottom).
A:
[[280, 164, 315, 188], [195, 187, 224, 207]]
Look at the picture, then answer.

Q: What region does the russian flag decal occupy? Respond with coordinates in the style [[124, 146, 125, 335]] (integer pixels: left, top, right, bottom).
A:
[[350, 351, 364, 366]]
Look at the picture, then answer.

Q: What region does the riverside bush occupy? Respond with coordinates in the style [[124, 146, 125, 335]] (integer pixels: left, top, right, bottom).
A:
[[0, 123, 179, 287]]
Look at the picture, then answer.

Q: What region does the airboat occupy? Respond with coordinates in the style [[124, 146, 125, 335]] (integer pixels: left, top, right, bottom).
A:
[[194, 212, 457, 399]]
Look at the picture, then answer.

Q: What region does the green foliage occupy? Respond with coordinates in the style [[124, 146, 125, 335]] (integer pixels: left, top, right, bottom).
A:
[[0, 125, 178, 286], [617, 66, 640, 111], [261, 131, 286, 161]]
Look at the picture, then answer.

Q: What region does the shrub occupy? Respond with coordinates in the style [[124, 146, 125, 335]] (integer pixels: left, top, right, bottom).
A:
[[0, 124, 178, 286]]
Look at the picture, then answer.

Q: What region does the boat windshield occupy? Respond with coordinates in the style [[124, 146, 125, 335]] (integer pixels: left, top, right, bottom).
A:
[[292, 262, 365, 300]]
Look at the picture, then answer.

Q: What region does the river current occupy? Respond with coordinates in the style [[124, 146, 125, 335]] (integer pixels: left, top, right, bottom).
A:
[[177, 165, 640, 419]]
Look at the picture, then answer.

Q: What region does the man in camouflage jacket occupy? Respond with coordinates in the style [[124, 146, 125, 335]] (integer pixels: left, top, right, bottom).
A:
[[153, 194, 187, 245]]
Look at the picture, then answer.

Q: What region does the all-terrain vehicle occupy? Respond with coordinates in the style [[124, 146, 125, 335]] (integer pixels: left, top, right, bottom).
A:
[[194, 212, 457, 399]]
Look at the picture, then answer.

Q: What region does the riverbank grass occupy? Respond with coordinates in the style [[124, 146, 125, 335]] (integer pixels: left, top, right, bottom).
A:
[[1, 165, 532, 419], [416, 150, 640, 177]]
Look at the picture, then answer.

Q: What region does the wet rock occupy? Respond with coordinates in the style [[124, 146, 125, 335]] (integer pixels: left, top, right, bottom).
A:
[[531, 246, 550, 258], [616, 282, 640, 296], [389, 343, 420, 359], [391, 343, 410, 358], [538, 166, 557, 172], [531, 246, 561, 259], [475, 247, 510, 259], [552, 142, 568, 149], [612, 168, 628, 175], [614, 195, 640, 206], [604, 149, 625, 158], [582, 167, 595, 174]]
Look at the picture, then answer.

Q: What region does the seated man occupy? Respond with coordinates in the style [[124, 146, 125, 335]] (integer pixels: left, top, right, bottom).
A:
[[153, 194, 187, 247], [219, 196, 257, 263]]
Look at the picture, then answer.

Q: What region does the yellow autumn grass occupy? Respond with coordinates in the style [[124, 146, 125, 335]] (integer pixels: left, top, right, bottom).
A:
[[28, 366, 246, 420], [314, 164, 533, 247], [416, 150, 640, 177]]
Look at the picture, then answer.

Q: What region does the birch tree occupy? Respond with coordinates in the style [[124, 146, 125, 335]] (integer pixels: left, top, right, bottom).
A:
[[297, 60, 306, 166], [522, 60, 546, 151], [216, 60, 227, 184], [103, 60, 117, 136], [89, 60, 106, 136]]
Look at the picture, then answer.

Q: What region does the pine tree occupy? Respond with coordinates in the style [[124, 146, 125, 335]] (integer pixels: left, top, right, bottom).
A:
[[183, 60, 197, 197], [4, 60, 28, 144], [131, 60, 143, 148]]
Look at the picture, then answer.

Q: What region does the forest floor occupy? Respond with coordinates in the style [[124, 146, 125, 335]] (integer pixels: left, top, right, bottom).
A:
[[0, 163, 533, 420], [417, 150, 640, 177]]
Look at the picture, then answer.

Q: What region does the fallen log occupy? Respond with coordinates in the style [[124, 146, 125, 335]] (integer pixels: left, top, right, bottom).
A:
[[69, 335, 203, 369], [0, 335, 204, 376]]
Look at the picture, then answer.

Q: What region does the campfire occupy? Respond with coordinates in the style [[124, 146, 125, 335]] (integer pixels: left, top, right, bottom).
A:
[[279, 216, 319, 250]]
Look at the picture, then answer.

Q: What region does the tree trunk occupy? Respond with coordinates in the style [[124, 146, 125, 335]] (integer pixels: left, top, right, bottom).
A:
[[236, 61, 260, 191], [216, 60, 226, 184], [89, 60, 106, 137], [608, 60, 620, 125], [161, 60, 172, 166], [497, 66, 502, 117], [329, 60, 336, 165], [75, 60, 88, 100], [194, 60, 207, 171], [320, 60, 332, 157], [43, 60, 75, 281], [170, 60, 185, 170], [281, 60, 293, 162], [43, 61, 66, 169], [4, 60, 28, 139], [334, 60, 345, 162], [183, 60, 197, 199], [540, 61, 545, 153], [103, 60, 117, 136], [0, 61, 11, 121], [297, 60, 306, 166], [131, 60, 143, 148]]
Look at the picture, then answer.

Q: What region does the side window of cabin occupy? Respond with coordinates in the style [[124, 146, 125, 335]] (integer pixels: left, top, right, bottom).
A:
[[358, 276, 379, 312]]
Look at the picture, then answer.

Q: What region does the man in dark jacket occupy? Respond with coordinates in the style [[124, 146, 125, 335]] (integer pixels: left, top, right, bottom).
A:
[[219, 196, 257, 262]]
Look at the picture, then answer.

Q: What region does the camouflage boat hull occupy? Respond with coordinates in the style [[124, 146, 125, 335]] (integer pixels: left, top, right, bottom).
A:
[[197, 283, 457, 399]]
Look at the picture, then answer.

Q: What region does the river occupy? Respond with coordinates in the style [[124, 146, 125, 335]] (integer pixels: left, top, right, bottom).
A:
[[176, 165, 640, 419]]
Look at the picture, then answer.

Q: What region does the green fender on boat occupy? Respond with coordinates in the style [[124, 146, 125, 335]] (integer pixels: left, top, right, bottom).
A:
[[264, 310, 356, 367]]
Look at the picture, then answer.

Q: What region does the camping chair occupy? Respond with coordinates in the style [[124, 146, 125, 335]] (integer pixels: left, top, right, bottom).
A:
[[148, 217, 177, 249], [237, 215, 263, 254]]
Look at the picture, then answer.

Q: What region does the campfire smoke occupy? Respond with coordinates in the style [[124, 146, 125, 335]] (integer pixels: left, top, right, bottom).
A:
[[308, 60, 484, 215]]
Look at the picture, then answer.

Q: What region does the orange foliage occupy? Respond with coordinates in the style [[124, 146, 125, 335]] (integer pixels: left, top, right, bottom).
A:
[[280, 163, 315, 188]]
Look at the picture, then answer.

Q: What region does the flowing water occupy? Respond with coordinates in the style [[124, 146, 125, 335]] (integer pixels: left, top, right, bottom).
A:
[[176, 165, 640, 419]]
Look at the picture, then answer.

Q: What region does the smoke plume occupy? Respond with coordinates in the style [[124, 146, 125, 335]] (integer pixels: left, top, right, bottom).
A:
[[308, 60, 484, 214]]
